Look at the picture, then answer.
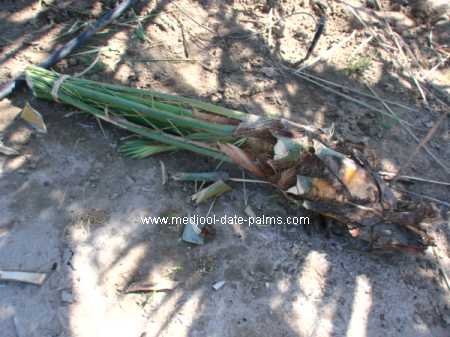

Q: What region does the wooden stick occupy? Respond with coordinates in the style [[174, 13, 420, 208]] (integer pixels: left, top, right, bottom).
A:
[[0, 270, 47, 285], [0, 0, 137, 100], [297, 30, 356, 72]]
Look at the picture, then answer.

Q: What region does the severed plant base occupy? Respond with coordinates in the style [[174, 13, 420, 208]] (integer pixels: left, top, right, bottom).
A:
[[25, 66, 434, 254]]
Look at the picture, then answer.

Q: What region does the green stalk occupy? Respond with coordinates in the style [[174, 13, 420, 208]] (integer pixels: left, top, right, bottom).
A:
[[24, 65, 248, 162], [61, 93, 232, 162], [119, 140, 177, 159], [65, 74, 254, 121], [60, 83, 236, 136]]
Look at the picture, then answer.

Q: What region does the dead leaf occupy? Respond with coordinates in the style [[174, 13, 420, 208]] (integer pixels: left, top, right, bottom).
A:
[[276, 167, 297, 189], [21, 102, 47, 133], [192, 108, 239, 125], [218, 143, 265, 177], [0, 142, 19, 156]]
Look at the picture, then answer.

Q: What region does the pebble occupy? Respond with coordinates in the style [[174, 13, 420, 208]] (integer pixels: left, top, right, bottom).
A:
[[110, 193, 119, 200], [61, 290, 75, 304], [62, 248, 73, 265], [93, 161, 105, 170], [210, 93, 222, 103], [68, 58, 78, 66], [212, 281, 226, 290], [261, 67, 276, 78], [383, 83, 395, 92]]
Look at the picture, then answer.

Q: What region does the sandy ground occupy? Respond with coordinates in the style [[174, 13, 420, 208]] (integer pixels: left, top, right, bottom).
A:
[[1, 1, 449, 337]]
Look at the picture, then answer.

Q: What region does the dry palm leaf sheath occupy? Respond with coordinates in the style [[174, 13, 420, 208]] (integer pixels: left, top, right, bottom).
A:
[[26, 66, 433, 253]]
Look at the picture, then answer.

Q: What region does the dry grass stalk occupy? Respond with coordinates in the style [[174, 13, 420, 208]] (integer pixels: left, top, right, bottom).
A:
[[366, 86, 450, 174], [378, 171, 450, 187]]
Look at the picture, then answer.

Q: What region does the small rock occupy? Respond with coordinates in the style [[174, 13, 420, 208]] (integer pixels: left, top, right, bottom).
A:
[[261, 67, 276, 78], [61, 290, 75, 304], [0, 220, 16, 237], [128, 74, 138, 82], [210, 93, 222, 103], [212, 281, 226, 290], [93, 161, 105, 170], [250, 81, 265, 95], [68, 58, 78, 66], [409, 0, 449, 21], [62, 248, 73, 265], [383, 83, 395, 92]]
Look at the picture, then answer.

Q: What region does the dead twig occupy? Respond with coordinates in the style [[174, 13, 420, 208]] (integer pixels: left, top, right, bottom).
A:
[[432, 246, 450, 292], [367, 85, 450, 175], [383, 19, 429, 106], [394, 187, 450, 207], [349, 35, 374, 59], [242, 170, 248, 206], [172, 3, 216, 35], [175, 16, 190, 58], [206, 198, 216, 218], [378, 171, 450, 187], [0, 270, 47, 285], [289, 68, 416, 127], [420, 56, 449, 81], [95, 117, 107, 138], [341, 1, 394, 51], [160, 160, 168, 185], [393, 111, 448, 181], [293, 15, 326, 66], [228, 178, 270, 184], [295, 71, 425, 115], [266, 7, 274, 48]]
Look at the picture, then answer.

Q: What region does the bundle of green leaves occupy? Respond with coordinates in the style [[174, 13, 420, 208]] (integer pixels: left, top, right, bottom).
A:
[[26, 65, 249, 161]]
